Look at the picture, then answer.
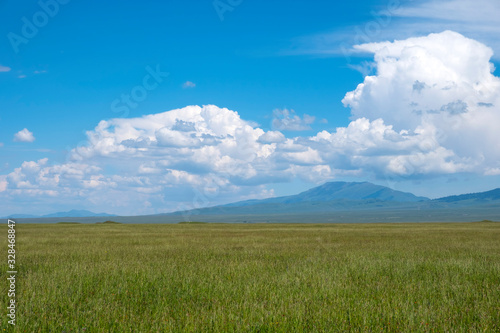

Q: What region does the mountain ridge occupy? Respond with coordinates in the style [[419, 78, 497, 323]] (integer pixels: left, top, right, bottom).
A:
[[3, 209, 117, 219], [4, 182, 500, 220], [166, 181, 500, 217], [434, 188, 500, 203], [222, 181, 429, 208]]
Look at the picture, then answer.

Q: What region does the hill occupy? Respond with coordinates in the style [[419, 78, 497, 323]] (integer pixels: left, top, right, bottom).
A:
[[6, 183, 500, 224], [166, 181, 429, 216], [165, 182, 500, 220], [223, 181, 428, 208], [434, 188, 500, 203]]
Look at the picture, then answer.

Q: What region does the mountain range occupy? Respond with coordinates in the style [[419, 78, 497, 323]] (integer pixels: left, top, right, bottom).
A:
[[4, 209, 117, 219], [4, 182, 500, 223], [166, 181, 500, 217], [222, 181, 428, 206]]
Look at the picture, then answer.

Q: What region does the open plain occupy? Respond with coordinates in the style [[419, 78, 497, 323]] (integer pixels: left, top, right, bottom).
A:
[[1, 222, 499, 332]]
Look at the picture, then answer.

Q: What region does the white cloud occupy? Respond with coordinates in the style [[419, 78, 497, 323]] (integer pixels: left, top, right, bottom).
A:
[[0, 65, 11, 72], [283, 147, 323, 165], [342, 31, 500, 175], [2, 32, 500, 214], [310, 117, 471, 176], [394, 0, 500, 57], [257, 131, 286, 144], [395, 0, 499, 20], [0, 106, 344, 213], [290, 0, 500, 60], [13, 128, 35, 142], [272, 108, 315, 131], [182, 81, 196, 88], [1, 103, 473, 214], [485, 168, 500, 176], [0, 176, 7, 192]]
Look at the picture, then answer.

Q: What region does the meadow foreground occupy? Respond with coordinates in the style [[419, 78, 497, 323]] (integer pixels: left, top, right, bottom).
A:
[[1, 222, 499, 332]]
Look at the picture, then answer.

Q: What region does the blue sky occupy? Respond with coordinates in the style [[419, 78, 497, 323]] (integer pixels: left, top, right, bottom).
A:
[[1, 0, 500, 215]]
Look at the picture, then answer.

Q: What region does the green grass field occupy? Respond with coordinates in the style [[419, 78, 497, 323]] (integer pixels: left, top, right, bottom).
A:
[[1, 222, 499, 332]]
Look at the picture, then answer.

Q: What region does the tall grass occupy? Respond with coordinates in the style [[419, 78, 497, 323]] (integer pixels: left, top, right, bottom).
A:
[[1, 222, 499, 332]]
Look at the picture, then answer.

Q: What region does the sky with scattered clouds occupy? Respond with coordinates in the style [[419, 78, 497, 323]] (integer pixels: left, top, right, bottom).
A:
[[1, 0, 499, 215]]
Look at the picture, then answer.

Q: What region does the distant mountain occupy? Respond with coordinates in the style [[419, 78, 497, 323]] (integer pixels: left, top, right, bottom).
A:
[[434, 188, 500, 203], [166, 182, 500, 219], [5, 184, 500, 224], [4, 214, 39, 219], [41, 210, 117, 218], [3, 209, 116, 219], [166, 182, 430, 216], [223, 182, 429, 207]]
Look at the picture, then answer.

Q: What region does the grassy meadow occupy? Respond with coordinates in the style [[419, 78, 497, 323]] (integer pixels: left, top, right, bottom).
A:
[[1, 222, 500, 332]]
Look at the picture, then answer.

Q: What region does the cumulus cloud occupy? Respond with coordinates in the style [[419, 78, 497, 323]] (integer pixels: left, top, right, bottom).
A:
[[485, 168, 500, 176], [13, 128, 35, 142], [0, 106, 287, 213], [182, 81, 196, 88], [272, 109, 315, 131], [342, 31, 500, 175], [2, 31, 500, 214], [0, 105, 472, 213], [257, 131, 286, 144], [0, 106, 340, 213]]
